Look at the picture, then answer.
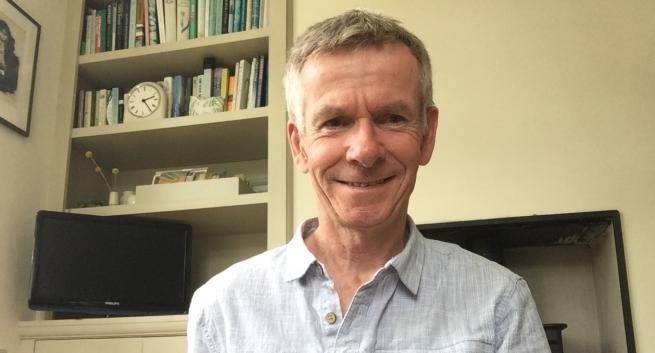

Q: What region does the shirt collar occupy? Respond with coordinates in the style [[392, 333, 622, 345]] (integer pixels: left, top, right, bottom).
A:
[[282, 217, 426, 296]]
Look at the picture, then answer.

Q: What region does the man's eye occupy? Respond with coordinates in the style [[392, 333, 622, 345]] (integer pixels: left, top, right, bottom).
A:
[[322, 117, 348, 129], [380, 114, 408, 125]]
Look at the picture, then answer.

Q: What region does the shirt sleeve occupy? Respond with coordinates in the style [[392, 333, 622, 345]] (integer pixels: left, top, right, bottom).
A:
[[187, 289, 219, 353], [494, 278, 551, 353]]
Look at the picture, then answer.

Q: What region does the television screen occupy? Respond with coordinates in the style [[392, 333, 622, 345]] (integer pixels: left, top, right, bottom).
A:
[[28, 210, 192, 315]]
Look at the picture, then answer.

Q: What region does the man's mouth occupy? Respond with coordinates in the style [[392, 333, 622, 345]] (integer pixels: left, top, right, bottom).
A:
[[337, 176, 394, 187]]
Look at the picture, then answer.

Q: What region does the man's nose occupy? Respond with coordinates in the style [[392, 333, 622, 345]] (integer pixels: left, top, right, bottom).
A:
[[346, 119, 385, 168]]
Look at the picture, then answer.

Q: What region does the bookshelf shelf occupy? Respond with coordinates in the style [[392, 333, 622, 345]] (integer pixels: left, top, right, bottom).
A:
[[72, 108, 268, 169], [78, 29, 269, 88], [68, 192, 268, 236]]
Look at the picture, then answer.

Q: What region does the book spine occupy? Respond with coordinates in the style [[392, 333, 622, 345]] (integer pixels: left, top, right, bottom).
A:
[[240, 0, 246, 31], [106, 88, 115, 124], [163, 76, 173, 117], [164, 0, 176, 42], [183, 76, 192, 115], [76, 90, 85, 128], [97, 89, 108, 126], [256, 55, 265, 107], [260, 0, 266, 28], [226, 74, 235, 111], [177, 0, 190, 41], [239, 58, 251, 109], [221, 0, 229, 34], [233, 0, 241, 33], [233, 60, 240, 110], [148, 0, 159, 44], [245, 0, 251, 30], [115, 0, 124, 50], [247, 56, 257, 108], [197, 0, 205, 38], [95, 11, 102, 53], [192, 75, 200, 98], [220, 67, 229, 103], [155, 0, 166, 43], [80, 12, 86, 55], [107, 4, 114, 51], [251, 0, 259, 29], [123, 0, 131, 48], [172, 75, 183, 117], [227, 0, 234, 33], [189, 0, 197, 39], [84, 90, 93, 127], [85, 10, 94, 54], [142, 0, 150, 45], [112, 3, 118, 50], [110, 87, 120, 124], [206, 0, 213, 36], [211, 67, 221, 97], [129, 0, 137, 47]]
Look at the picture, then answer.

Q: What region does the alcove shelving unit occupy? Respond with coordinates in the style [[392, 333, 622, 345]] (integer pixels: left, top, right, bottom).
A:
[[19, 1, 290, 352]]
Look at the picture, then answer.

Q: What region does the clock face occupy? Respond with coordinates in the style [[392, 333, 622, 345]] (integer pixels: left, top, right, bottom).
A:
[[127, 83, 162, 118]]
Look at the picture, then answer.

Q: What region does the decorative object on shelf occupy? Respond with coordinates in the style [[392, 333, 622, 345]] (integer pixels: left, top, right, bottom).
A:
[[124, 81, 168, 123], [152, 167, 208, 184], [84, 150, 120, 205], [136, 176, 252, 205], [188, 95, 224, 115], [0, 0, 40, 137], [120, 190, 136, 205], [108, 168, 120, 205]]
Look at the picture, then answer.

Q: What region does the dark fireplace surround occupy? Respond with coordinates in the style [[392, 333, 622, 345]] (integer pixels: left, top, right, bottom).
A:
[[419, 210, 635, 353]]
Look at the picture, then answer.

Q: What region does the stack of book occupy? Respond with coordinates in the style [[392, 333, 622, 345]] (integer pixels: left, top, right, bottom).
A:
[[74, 55, 267, 128], [81, 0, 268, 55]]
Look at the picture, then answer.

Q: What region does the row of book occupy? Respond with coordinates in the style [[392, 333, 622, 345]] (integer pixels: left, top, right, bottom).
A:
[[74, 55, 267, 128], [81, 0, 268, 55]]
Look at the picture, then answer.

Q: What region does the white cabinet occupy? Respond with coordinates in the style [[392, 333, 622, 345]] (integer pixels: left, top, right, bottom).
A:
[[35, 338, 142, 353]]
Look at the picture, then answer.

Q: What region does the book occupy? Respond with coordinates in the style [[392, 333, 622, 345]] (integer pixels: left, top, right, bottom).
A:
[[211, 67, 221, 97], [97, 89, 108, 126], [256, 55, 265, 107], [142, 0, 150, 45], [156, 0, 166, 43], [252, 0, 259, 29], [227, 0, 234, 33], [237, 58, 251, 109], [202, 57, 214, 99], [232, 60, 239, 110], [116, 0, 125, 50], [148, 0, 159, 44], [100, 9, 108, 52], [221, 0, 229, 34], [192, 75, 200, 98], [85, 10, 94, 54], [245, 0, 251, 30], [247, 56, 257, 108], [95, 11, 102, 53], [108, 3, 115, 51], [183, 76, 193, 115], [164, 0, 176, 42], [135, 0, 145, 46], [220, 67, 229, 103], [172, 75, 184, 117], [189, 0, 197, 39], [84, 90, 94, 127], [260, 0, 266, 28], [122, 0, 131, 48], [177, 0, 190, 41], [129, 0, 137, 48], [76, 90, 85, 128], [226, 75, 235, 111], [162, 76, 173, 117], [233, 0, 241, 32], [197, 0, 205, 38]]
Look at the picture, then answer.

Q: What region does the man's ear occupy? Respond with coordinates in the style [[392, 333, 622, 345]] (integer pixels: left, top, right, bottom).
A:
[[419, 106, 439, 166], [287, 120, 309, 173]]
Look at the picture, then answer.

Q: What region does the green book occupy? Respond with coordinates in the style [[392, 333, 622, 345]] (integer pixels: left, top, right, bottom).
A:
[[189, 0, 198, 39], [99, 9, 107, 52]]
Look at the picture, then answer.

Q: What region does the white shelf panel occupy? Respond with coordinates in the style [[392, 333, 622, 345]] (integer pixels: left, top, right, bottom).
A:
[[78, 29, 269, 88], [19, 315, 187, 339], [71, 108, 268, 169], [67, 193, 268, 236]]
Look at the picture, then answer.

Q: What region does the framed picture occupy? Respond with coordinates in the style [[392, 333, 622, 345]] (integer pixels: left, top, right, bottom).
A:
[[0, 0, 40, 137]]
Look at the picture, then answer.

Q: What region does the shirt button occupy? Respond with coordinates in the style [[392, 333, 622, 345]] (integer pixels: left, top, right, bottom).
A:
[[324, 312, 337, 325]]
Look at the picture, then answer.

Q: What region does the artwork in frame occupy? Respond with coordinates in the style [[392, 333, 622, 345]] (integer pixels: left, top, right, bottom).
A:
[[0, 0, 39, 137]]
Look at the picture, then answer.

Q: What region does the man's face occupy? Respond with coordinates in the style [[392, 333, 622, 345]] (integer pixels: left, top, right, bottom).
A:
[[287, 43, 438, 229]]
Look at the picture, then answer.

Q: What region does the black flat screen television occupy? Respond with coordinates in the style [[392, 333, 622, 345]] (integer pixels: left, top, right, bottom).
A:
[[28, 210, 192, 316]]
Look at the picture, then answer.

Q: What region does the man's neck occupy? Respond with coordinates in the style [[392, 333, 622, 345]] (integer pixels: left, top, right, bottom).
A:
[[304, 213, 409, 314]]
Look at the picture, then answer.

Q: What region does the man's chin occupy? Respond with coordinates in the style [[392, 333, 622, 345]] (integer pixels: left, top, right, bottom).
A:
[[334, 209, 401, 230]]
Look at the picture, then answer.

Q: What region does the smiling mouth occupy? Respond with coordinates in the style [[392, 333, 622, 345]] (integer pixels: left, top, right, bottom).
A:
[[337, 176, 395, 187]]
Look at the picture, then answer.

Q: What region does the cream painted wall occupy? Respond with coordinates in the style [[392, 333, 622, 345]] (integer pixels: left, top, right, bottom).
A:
[[0, 0, 75, 352], [291, 0, 654, 352]]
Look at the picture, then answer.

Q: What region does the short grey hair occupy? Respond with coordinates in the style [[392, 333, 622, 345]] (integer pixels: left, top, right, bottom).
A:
[[283, 9, 435, 132]]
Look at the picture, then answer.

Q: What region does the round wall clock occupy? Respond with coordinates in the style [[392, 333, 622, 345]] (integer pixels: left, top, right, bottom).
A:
[[124, 82, 168, 123]]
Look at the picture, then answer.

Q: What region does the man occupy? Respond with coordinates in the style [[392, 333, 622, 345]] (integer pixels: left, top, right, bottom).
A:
[[188, 9, 550, 353]]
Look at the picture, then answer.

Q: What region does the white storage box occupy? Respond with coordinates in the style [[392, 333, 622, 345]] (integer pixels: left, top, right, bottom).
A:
[[135, 177, 252, 205]]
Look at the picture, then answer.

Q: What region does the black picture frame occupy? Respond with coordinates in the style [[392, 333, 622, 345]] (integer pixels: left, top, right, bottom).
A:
[[0, 0, 40, 137]]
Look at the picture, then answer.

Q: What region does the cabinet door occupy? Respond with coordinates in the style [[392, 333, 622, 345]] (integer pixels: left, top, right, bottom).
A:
[[35, 338, 142, 353], [143, 336, 186, 353]]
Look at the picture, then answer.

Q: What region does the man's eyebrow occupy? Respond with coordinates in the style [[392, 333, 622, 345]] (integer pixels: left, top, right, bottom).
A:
[[312, 105, 348, 121], [372, 101, 417, 115]]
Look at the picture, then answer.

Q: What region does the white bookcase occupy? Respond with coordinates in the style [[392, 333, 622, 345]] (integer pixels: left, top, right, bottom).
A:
[[20, 0, 290, 351]]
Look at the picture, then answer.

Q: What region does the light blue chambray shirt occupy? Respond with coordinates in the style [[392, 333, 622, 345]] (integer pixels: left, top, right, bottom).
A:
[[187, 218, 550, 353]]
